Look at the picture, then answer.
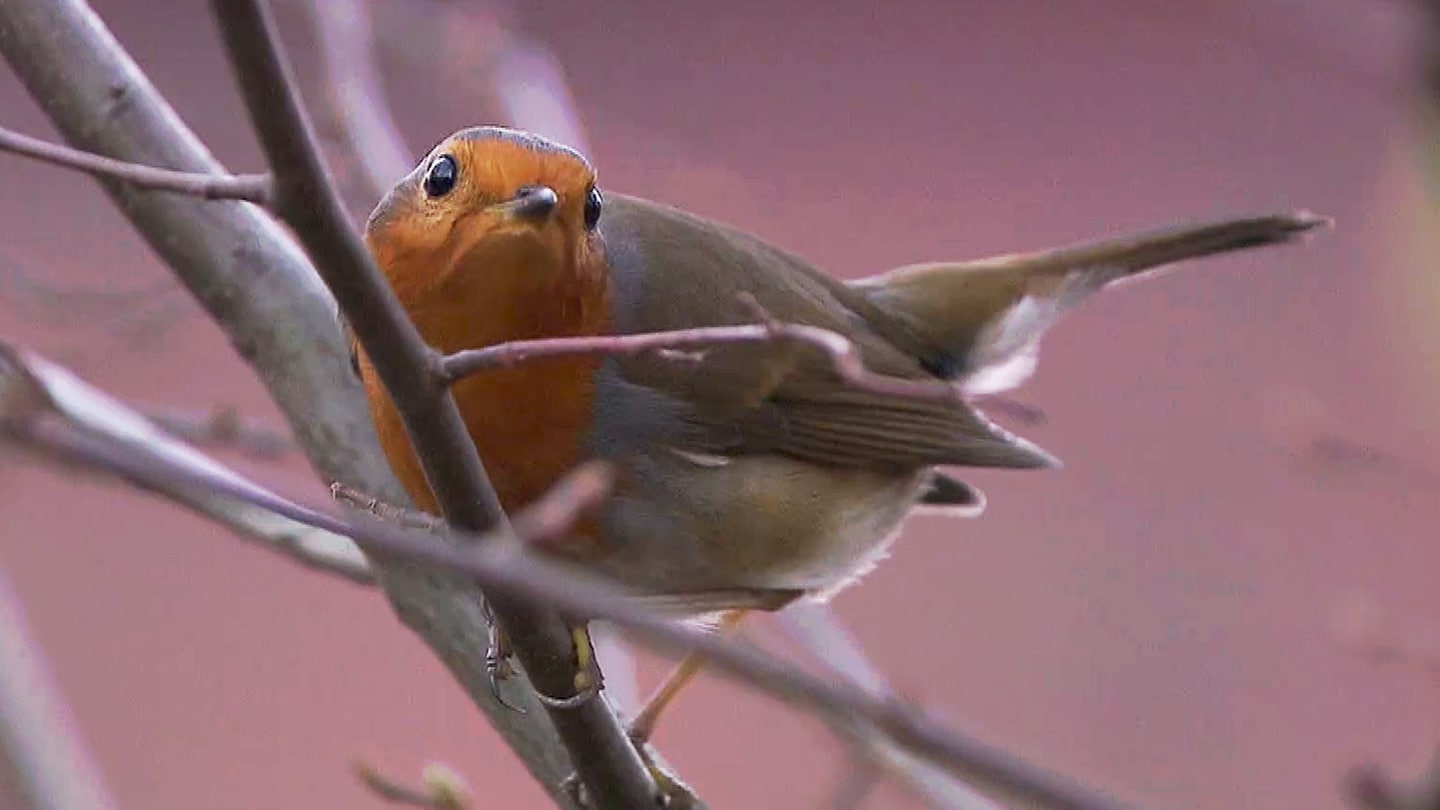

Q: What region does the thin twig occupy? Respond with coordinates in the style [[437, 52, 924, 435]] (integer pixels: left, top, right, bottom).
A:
[[0, 125, 271, 203], [331, 482, 445, 533], [0, 356, 1145, 810], [298, 0, 411, 196], [289, 0, 644, 757], [441, 316, 964, 406], [777, 603, 1005, 810], [0, 0, 380, 495], [208, 1, 660, 804], [6, 345, 375, 586], [0, 0, 587, 803]]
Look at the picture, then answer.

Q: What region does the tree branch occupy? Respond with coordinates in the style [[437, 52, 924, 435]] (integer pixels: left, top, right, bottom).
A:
[[777, 603, 1004, 810], [0, 572, 119, 810], [0, 0, 386, 504], [440, 304, 965, 406], [0, 0, 596, 803], [0, 125, 271, 203], [208, 0, 659, 805], [7, 345, 375, 586], [0, 344, 1149, 810], [297, 0, 411, 198]]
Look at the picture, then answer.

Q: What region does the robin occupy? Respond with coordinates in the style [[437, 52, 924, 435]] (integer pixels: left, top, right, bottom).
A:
[[353, 125, 1324, 742]]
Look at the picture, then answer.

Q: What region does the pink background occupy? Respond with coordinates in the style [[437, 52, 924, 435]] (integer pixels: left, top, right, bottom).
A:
[[2, 1, 1437, 808]]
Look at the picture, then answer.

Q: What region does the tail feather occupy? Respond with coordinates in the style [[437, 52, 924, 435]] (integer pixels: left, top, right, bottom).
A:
[[851, 211, 1328, 395]]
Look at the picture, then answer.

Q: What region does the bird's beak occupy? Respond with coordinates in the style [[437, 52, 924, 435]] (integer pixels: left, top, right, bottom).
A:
[[486, 185, 559, 222]]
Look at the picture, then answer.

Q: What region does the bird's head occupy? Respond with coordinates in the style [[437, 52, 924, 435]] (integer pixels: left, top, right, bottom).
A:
[[364, 126, 605, 307]]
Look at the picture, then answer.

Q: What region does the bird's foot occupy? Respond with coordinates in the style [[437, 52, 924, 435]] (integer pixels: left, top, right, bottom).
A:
[[533, 623, 605, 710], [570, 623, 603, 696], [482, 605, 526, 712]]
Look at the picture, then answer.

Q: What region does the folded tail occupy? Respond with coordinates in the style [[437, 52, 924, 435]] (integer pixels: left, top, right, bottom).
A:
[[851, 211, 1329, 395]]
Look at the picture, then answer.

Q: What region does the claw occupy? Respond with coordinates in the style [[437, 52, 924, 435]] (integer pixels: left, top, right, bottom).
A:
[[486, 665, 526, 713], [484, 608, 525, 713]]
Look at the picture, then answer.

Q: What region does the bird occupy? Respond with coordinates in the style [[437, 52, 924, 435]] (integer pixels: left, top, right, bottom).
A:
[[352, 125, 1325, 742]]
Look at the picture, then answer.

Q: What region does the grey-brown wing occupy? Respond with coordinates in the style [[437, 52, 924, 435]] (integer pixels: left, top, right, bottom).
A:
[[596, 194, 1055, 471]]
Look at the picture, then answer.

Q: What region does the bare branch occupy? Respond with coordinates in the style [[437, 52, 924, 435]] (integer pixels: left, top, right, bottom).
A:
[[208, 0, 659, 804], [778, 603, 1005, 810], [6, 344, 375, 586], [441, 312, 965, 406], [0, 572, 119, 810], [0, 0, 636, 802], [0, 0, 387, 498], [0, 125, 272, 203], [299, 0, 411, 196], [0, 346, 1148, 810], [291, 0, 649, 758]]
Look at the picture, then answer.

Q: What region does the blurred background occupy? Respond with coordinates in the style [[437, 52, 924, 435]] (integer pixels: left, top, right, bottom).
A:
[[1, 1, 1436, 808]]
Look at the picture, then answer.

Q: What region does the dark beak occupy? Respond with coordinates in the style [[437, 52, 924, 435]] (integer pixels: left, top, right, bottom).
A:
[[490, 184, 559, 221]]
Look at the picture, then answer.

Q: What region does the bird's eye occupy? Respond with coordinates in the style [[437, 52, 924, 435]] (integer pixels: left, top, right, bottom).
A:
[[584, 186, 603, 230], [424, 154, 458, 198]]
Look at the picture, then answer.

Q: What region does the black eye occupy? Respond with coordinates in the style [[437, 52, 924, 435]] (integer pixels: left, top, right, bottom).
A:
[[424, 154, 458, 198], [583, 186, 603, 230]]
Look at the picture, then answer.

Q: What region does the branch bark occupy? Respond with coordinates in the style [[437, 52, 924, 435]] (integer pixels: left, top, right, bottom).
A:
[[208, 1, 658, 805], [0, 344, 1149, 810], [439, 311, 968, 405], [0, 0, 606, 805]]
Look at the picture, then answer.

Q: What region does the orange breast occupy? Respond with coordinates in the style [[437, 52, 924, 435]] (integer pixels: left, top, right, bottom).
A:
[[360, 242, 609, 526]]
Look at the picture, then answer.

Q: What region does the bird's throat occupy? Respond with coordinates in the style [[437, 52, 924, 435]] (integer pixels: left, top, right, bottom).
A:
[[368, 237, 611, 517]]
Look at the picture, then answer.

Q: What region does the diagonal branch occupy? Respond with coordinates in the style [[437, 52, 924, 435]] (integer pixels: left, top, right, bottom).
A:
[[0, 344, 1146, 810], [776, 603, 1004, 810], [0, 0, 602, 803], [8, 345, 375, 586], [298, 0, 412, 198], [207, 0, 659, 805], [0, 125, 271, 203], [0, 571, 119, 810]]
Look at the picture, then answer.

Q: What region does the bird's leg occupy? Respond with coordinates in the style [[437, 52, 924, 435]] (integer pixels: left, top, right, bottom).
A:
[[628, 609, 748, 744], [569, 621, 602, 695]]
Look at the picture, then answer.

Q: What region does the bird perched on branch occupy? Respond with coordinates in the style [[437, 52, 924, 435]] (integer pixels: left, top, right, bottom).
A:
[[353, 125, 1325, 742]]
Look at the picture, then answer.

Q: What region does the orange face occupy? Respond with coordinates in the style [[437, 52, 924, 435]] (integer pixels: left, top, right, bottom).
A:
[[364, 126, 606, 321], [357, 127, 613, 517]]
